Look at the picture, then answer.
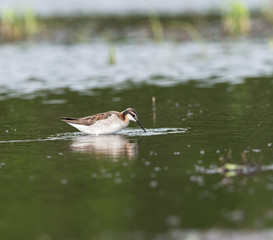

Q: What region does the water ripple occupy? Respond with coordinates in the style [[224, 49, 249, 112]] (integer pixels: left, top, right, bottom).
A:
[[119, 127, 187, 136], [0, 40, 273, 98], [0, 128, 186, 144]]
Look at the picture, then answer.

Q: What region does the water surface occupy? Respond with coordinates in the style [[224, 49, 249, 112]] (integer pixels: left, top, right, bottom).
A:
[[0, 40, 273, 239], [1, 40, 273, 98]]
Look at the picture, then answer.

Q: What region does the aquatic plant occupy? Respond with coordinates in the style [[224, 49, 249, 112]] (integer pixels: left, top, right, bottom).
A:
[[262, 6, 273, 24], [170, 21, 204, 44], [24, 8, 38, 36], [168, 21, 206, 55], [261, 7, 273, 49], [149, 13, 164, 43], [108, 45, 116, 65], [152, 96, 156, 124], [222, 0, 251, 35], [0, 7, 38, 41], [268, 38, 273, 50]]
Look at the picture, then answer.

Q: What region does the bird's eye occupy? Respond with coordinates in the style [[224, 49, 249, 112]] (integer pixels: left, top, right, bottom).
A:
[[132, 113, 136, 118]]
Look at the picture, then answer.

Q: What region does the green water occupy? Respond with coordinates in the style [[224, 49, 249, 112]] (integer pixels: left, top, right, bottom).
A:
[[1, 78, 273, 239]]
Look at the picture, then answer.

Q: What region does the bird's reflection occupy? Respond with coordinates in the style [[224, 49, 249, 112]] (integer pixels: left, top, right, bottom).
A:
[[69, 135, 138, 160]]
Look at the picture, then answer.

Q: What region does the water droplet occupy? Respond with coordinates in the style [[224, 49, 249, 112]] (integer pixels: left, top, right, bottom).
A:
[[61, 178, 68, 184], [112, 97, 121, 102], [154, 167, 161, 172], [46, 155, 52, 159], [130, 173, 136, 178], [253, 218, 264, 228], [268, 143, 272, 147], [186, 112, 194, 117], [114, 178, 122, 184], [149, 180, 158, 188], [145, 161, 151, 166], [150, 173, 156, 178], [190, 175, 204, 185], [248, 188, 255, 195], [159, 189, 166, 196], [265, 209, 273, 219], [209, 164, 218, 169], [38, 233, 52, 240], [227, 210, 245, 222], [165, 215, 182, 227], [91, 173, 98, 178], [266, 183, 273, 190], [124, 208, 135, 218], [104, 173, 112, 178]]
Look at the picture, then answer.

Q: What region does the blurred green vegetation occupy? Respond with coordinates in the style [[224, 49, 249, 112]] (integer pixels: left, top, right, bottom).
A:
[[108, 45, 116, 65], [222, 0, 251, 35], [1, 2, 273, 43], [0, 7, 38, 41], [149, 13, 164, 42]]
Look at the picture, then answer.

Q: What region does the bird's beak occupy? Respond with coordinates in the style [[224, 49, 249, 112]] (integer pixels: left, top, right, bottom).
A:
[[137, 120, 146, 132]]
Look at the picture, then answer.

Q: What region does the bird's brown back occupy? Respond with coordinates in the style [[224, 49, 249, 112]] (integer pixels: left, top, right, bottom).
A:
[[62, 111, 120, 126]]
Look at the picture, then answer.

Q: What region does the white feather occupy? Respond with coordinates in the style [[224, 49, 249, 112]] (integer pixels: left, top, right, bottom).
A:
[[67, 114, 129, 135]]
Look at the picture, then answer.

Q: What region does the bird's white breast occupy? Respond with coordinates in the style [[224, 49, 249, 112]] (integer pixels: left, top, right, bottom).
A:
[[68, 114, 129, 135]]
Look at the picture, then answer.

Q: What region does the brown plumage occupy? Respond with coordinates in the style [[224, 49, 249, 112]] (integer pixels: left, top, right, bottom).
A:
[[62, 108, 146, 134], [62, 111, 121, 126], [121, 108, 138, 121]]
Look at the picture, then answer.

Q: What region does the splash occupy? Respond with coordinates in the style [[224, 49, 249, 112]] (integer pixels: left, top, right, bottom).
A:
[[119, 127, 187, 136]]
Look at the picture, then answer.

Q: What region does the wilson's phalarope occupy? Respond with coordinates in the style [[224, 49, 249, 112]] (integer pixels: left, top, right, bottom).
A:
[[62, 108, 146, 135]]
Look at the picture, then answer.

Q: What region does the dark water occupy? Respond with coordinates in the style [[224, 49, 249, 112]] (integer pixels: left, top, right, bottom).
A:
[[1, 77, 273, 239]]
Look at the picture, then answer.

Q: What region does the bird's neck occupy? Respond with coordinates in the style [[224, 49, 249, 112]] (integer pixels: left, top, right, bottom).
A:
[[120, 113, 130, 125]]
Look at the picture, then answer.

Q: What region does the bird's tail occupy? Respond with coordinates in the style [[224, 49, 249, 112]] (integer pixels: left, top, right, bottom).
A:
[[62, 117, 78, 123]]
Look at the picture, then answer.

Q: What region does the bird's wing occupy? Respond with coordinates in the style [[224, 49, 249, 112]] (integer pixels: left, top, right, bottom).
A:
[[62, 111, 119, 126]]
